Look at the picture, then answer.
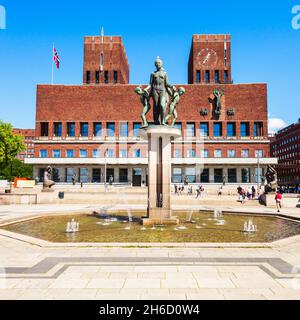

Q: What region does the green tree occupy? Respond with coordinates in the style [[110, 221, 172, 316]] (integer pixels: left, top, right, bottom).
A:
[[0, 121, 26, 180], [0, 158, 33, 180]]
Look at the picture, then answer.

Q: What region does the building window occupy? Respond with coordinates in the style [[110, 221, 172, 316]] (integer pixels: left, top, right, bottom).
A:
[[240, 122, 250, 137], [80, 149, 88, 158], [66, 149, 74, 158], [214, 149, 222, 158], [201, 149, 209, 158], [172, 168, 182, 183], [79, 168, 89, 183], [201, 169, 209, 183], [66, 168, 76, 183], [227, 122, 236, 137], [200, 122, 209, 137], [241, 149, 249, 158], [100, 53, 104, 66], [40, 150, 47, 158], [228, 169, 237, 183], [174, 122, 182, 132], [133, 123, 142, 137], [186, 122, 195, 137], [185, 168, 196, 183], [196, 70, 201, 83], [95, 71, 100, 84], [174, 149, 182, 158], [80, 123, 89, 137], [120, 122, 128, 137], [133, 149, 141, 158], [214, 169, 223, 183], [205, 70, 210, 83], [254, 122, 263, 137], [119, 149, 127, 158], [67, 122, 75, 137], [255, 150, 264, 158], [93, 149, 101, 158], [224, 70, 229, 82], [106, 122, 115, 137], [93, 123, 102, 137], [86, 71, 91, 84], [53, 150, 61, 158], [119, 168, 128, 183], [40, 122, 49, 136], [242, 168, 250, 183], [104, 71, 109, 83], [213, 123, 222, 137], [53, 122, 62, 137], [228, 150, 236, 158], [214, 70, 220, 83], [186, 149, 196, 158], [106, 149, 115, 158], [114, 71, 118, 84]]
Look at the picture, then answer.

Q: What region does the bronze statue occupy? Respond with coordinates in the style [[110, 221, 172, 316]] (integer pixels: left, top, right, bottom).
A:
[[264, 165, 278, 193], [134, 86, 151, 128], [213, 89, 224, 119], [43, 166, 55, 191], [144, 57, 173, 126], [165, 87, 186, 126]]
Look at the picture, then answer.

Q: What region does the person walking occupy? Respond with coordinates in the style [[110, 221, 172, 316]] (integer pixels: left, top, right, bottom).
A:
[[275, 190, 283, 213], [252, 186, 256, 200], [174, 184, 178, 195]]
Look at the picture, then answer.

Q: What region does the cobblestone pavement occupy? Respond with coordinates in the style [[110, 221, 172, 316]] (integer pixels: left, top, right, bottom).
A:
[[1, 232, 300, 300]]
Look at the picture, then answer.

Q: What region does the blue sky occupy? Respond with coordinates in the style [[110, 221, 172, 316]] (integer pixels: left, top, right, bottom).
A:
[[0, 0, 299, 130]]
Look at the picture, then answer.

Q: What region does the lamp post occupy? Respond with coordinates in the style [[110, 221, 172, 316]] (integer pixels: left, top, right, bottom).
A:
[[257, 155, 260, 192], [104, 148, 108, 192]]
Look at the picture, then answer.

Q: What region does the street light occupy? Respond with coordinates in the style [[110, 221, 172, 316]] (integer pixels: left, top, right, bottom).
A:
[[104, 148, 108, 192], [257, 154, 260, 192]]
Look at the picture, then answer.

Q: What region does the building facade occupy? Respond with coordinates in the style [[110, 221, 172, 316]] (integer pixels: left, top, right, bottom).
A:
[[26, 34, 277, 185], [270, 120, 300, 186], [13, 128, 35, 161]]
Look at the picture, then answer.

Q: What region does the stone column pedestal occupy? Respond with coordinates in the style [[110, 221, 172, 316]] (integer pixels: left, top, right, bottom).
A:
[[140, 126, 181, 226]]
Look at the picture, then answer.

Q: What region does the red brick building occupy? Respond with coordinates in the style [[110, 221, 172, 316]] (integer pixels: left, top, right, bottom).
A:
[[271, 120, 300, 186], [13, 128, 35, 161], [26, 33, 277, 185]]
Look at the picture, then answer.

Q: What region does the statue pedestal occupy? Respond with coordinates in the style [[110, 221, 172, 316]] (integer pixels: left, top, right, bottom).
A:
[[140, 126, 181, 226]]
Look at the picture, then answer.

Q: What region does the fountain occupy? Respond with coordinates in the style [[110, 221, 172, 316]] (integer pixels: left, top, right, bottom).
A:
[[244, 219, 258, 233], [66, 219, 79, 233], [214, 210, 223, 219]]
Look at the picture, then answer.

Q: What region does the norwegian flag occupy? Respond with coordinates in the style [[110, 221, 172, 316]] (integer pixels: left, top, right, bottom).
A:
[[53, 47, 60, 69]]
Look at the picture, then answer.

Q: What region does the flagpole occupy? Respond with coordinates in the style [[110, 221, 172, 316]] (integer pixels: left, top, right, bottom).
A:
[[51, 43, 54, 85]]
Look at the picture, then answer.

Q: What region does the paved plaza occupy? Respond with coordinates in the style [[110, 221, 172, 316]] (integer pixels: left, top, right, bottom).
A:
[[0, 202, 300, 300]]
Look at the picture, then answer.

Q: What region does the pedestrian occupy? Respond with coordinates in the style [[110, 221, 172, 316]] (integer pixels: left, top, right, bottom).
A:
[[196, 187, 201, 199], [275, 190, 283, 213], [181, 185, 185, 195], [188, 185, 193, 195], [247, 187, 252, 200], [252, 186, 256, 200], [218, 186, 223, 196], [174, 184, 178, 195]]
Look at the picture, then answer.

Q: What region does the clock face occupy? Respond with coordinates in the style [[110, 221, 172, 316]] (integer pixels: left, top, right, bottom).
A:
[[197, 48, 218, 68]]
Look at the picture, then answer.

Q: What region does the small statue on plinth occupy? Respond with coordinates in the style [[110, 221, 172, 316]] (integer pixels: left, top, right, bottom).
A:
[[42, 166, 55, 192], [264, 165, 278, 194]]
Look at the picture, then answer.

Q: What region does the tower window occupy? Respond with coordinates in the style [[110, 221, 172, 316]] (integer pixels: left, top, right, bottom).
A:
[[224, 70, 229, 83], [205, 70, 210, 83], [114, 71, 118, 83], [196, 70, 201, 83], [40, 122, 49, 137], [95, 71, 100, 84], [104, 71, 109, 83], [214, 70, 220, 83], [86, 71, 91, 84]]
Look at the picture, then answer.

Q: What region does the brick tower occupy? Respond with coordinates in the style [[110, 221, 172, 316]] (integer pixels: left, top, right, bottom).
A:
[[188, 34, 232, 84], [83, 32, 129, 85]]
